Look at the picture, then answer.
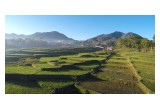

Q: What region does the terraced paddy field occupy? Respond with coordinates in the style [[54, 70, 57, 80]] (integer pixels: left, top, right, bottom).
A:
[[123, 50, 155, 91], [5, 47, 155, 94]]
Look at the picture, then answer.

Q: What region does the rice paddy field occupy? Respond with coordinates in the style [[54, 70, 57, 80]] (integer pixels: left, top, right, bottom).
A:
[[5, 47, 155, 94]]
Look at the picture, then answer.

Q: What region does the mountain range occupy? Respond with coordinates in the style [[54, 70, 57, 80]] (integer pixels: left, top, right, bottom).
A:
[[5, 31, 75, 42], [86, 31, 142, 42], [5, 31, 144, 48]]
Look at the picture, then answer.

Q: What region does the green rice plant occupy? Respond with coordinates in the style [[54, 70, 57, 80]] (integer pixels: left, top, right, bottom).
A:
[[132, 63, 154, 80], [77, 64, 99, 70], [6, 80, 74, 94], [32, 63, 60, 70], [40, 57, 60, 63], [5, 47, 154, 94], [141, 78, 155, 91], [119, 48, 155, 92], [6, 65, 39, 74], [78, 80, 143, 94], [75, 83, 99, 94], [36, 69, 90, 75]]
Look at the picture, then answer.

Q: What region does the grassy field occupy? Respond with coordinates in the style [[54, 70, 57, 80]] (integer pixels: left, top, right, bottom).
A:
[[76, 48, 155, 94], [96, 54, 134, 81], [5, 47, 155, 94], [77, 80, 143, 94], [6, 80, 74, 94], [125, 51, 155, 91]]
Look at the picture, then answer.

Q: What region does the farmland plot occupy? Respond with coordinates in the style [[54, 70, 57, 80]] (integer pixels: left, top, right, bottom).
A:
[[5, 48, 154, 94], [77, 49, 154, 94]]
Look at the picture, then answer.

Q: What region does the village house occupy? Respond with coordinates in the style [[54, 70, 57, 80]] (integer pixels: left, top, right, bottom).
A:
[[95, 45, 113, 50]]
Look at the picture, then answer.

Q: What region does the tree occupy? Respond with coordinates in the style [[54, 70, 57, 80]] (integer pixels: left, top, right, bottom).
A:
[[116, 38, 124, 48], [116, 36, 154, 52], [140, 38, 149, 49], [153, 34, 155, 42]]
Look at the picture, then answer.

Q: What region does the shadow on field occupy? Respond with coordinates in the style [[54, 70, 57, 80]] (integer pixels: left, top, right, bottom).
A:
[[5, 72, 104, 88], [53, 84, 82, 94], [6, 80, 40, 88], [78, 74, 105, 82], [6, 73, 74, 81], [41, 65, 83, 71], [42, 60, 102, 72], [5, 73, 75, 88], [76, 60, 102, 65]]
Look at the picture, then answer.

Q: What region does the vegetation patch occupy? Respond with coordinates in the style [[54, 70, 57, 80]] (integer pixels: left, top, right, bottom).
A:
[[78, 80, 143, 94], [5, 47, 154, 94]]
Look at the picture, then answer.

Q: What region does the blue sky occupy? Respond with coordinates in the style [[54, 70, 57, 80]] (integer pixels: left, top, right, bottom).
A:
[[5, 15, 155, 40]]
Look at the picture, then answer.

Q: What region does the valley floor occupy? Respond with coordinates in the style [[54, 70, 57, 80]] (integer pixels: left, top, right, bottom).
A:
[[5, 47, 155, 94]]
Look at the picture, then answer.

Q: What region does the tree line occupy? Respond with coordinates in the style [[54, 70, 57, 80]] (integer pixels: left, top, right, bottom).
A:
[[116, 35, 155, 51]]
